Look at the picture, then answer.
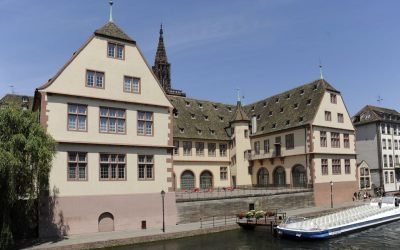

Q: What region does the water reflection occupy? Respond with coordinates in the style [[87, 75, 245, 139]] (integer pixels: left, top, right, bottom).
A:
[[111, 220, 400, 250]]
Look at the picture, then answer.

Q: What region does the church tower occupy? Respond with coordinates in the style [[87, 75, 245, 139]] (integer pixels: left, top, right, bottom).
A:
[[152, 25, 186, 97]]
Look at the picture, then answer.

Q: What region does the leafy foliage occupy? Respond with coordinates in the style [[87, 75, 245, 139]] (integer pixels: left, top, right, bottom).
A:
[[0, 106, 56, 249]]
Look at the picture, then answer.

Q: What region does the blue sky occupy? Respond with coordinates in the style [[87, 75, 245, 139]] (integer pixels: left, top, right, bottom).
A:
[[0, 0, 399, 115]]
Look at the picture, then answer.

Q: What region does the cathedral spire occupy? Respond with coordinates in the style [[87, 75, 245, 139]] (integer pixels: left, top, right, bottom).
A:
[[152, 25, 186, 97]]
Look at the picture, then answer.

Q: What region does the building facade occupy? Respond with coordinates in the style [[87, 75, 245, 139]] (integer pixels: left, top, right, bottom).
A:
[[352, 105, 400, 192], [33, 21, 177, 236]]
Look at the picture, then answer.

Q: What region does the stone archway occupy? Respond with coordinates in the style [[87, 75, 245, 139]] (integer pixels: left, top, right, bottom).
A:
[[180, 170, 195, 190], [98, 212, 114, 232], [257, 167, 269, 187], [200, 170, 213, 189], [273, 166, 286, 187], [292, 164, 307, 187]]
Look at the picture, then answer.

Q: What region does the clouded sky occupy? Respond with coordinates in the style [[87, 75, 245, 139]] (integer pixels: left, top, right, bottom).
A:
[[1, 0, 399, 114]]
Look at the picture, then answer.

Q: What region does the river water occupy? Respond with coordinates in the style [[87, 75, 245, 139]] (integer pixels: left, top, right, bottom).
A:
[[112, 220, 400, 250]]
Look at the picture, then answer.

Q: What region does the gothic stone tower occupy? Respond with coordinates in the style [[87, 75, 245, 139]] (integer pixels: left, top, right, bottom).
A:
[[152, 25, 186, 97]]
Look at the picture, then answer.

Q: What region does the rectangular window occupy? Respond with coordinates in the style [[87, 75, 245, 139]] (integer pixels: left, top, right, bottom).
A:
[[137, 111, 153, 136], [325, 111, 332, 121], [345, 159, 351, 174], [285, 133, 294, 150], [99, 107, 125, 134], [389, 155, 393, 167], [86, 70, 104, 88], [138, 155, 154, 180], [107, 42, 124, 59], [254, 141, 260, 155], [195, 142, 204, 156], [396, 155, 399, 165], [331, 132, 340, 148], [264, 139, 270, 153], [208, 143, 216, 157], [320, 131, 327, 147], [382, 139, 387, 150], [385, 171, 388, 184], [173, 140, 179, 155], [384, 154, 388, 167], [388, 139, 392, 150], [382, 124, 386, 134], [330, 93, 337, 104], [68, 152, 87, 180], [99, 153, 126, 180], [321, 159, 328, 175], [332, 159, 341, 175], [244, 129, 249, 138], [337, 113, 344, 123], [220, 166, 228, 180], [220, 143, 227, 157], [183, 141, 192, 156], [68, 104, 87, 131], [390, 171, 394, 183], [343, 133, 350, 148], [124, 76, 140, 93], [395, 140, 398, 150]]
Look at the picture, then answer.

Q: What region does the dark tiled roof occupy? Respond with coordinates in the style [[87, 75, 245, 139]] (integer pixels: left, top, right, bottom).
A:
[[352, 105, 400, 126], [94, 22, 136, 44], [244, 79, 337, 135], [0, 94, 33, 109], [169, 96, 235, 140], [230, 101, 250, 123]]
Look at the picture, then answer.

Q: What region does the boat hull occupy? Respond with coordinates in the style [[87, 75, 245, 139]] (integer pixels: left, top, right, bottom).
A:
[[277, 211, 400, 239]]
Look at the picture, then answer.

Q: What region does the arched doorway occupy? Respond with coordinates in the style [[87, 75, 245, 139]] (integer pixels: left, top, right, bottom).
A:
[[200, 171, 213, 189], [292, 165, 307, 187], [98, 212, 114, 232], [180, 170, 195, 190], [273, 166, 286, 187], [257, 167, 269, 187]]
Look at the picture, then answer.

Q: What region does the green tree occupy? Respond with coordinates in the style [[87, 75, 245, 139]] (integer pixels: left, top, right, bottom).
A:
[[0, 105, 56, 249]]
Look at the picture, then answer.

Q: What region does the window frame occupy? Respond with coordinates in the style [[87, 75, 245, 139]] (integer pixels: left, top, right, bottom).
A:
[[208, 143, 216, 157], [99, 153, 127, 181], [123, 76, 141, 94], [220, 166, 228, 180], [195, 142, 205, 156], [320, 131, 327, 147], [325, 111, 332, 121], [67, 103, 88, 132], [337, 113, 344, 123], [332, 159, 341, 175], [86, 70, 105, 89], [99, 107, 126, 134], [137, 111, 154, 136], [285, 133, 294, 150], [345, 159, 351, 174], [138, 155, 154, 181], [321, 159, 328, 175], [67, 152, 88, 181], [331, 132, 340, 148], [173, 140, 179, 155], [343, 133, 350, 148], [107, 42, 125, 60], [330, 93, 337, 104], [183, 141, 192, 156]]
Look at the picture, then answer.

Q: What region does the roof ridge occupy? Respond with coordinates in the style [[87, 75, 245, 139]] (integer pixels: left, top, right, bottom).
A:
[[94, 21, 135, 44]]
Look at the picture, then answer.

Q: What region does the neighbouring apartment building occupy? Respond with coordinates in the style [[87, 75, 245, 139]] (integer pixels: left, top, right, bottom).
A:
[[33, 21, 177, 236], [352, 105, 400, 192]]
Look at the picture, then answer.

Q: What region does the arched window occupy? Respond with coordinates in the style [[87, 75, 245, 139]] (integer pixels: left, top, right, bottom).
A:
[[98, 212, 114, 232], [181, 170, 195, 190], [200, 171, 213, 189], [292, 165, 307, 187], [273, 166, 286, 187], [257, 168, 269, 187]]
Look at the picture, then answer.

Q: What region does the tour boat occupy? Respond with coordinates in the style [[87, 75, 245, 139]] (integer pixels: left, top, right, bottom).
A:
[[276, 196, 400, 239]]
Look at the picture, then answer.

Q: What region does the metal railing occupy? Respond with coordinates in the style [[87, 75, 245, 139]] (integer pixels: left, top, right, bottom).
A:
[[199, 216, 237, 229]]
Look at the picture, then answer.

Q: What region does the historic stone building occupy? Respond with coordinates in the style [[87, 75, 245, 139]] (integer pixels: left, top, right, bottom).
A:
[[33, 21, 177, 236], [154, 27, 359, 206], [0, 94, 32, 110], [352, 105, 400, 192]]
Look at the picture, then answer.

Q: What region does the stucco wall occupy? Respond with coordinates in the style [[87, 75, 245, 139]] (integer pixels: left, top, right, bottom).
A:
[[355, 123, 379, 169]]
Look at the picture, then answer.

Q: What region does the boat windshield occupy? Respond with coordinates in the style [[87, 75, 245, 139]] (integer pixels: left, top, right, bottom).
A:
[[282, 216, 307, 224]]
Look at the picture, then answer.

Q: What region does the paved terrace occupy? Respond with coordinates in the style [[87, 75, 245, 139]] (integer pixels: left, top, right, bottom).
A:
[[23, 200, 366, 250], [175, 186, 312, 201]]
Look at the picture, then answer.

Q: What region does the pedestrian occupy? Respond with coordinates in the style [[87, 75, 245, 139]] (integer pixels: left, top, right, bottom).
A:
[[353, 192, 357, 201], [358, 191, 361, 200]]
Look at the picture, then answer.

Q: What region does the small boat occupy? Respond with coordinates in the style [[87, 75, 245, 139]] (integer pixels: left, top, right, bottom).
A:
[[276, 196, 400, 239]]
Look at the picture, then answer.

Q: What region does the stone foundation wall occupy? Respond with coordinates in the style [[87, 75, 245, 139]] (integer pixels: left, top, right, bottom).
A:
[[176, 191, 314, 223]]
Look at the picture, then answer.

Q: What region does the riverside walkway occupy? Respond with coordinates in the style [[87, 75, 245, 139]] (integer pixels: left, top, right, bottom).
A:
[[24, 200, 365, 250]]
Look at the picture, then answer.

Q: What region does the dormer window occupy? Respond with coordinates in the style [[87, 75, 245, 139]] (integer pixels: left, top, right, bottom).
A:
[[107, 42, 124, 59], [173, 111, 179, 118], [210, 130, 215, 135], [219, 116, 224, 122], [198, 103, 203, 108], [191, 114, 196, 119], [263, 102, 267, 107], [286, 120, 290, 125], [272, 123, 276, 129], [179, 128, 184, 133], [261, 126, 265, 131], [227, 107, 232, 112], [256, 114, 261, 120], [204, 115, 209, 120], [300, 89, 305, 95], [299, 116, 304, 122], [185, 101, 190, 107], [275, 98, 279, 103], [286, 94, 290, 99], [197, 129, 202, 135], [307, 99, 312, 105], [213, 104, 218, 110], [294, 103, 299, 109], [313, 84, 318, 91], [251, 106, 255, 112], [280, 108, 284, 113], [268, 111, 273, 116]]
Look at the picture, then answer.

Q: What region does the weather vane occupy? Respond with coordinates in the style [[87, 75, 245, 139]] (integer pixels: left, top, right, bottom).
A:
[[109, 0, 113, 22], [377, 96, 383, 105]]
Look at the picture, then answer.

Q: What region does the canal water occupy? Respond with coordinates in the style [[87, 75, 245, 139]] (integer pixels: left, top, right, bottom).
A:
[[111, 220, 400, 250]]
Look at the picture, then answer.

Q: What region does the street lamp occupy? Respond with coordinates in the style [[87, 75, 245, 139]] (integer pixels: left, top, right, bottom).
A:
[[330, 181, 333, 208], [161, 190, 166, 232]]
